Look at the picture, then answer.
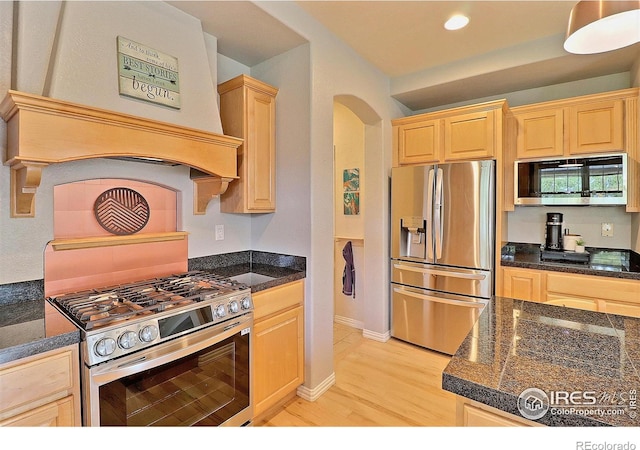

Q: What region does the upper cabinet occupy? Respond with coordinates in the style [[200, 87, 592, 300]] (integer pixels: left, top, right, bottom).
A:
[[393, 100, 509, 165], [514, 108, 564, 159], [218, 75, 278, 213], [568, 99, 623, 155], [512, 89, 634, 160]]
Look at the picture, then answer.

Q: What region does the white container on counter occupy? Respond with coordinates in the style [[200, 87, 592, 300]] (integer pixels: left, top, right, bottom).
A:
[[563, 234, 581, 252]]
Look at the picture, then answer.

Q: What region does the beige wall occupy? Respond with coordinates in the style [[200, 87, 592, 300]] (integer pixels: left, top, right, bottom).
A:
[[333, 102, 365, 326]]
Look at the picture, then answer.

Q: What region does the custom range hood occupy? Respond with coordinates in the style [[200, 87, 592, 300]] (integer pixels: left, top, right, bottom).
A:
[[0, 90, 242, 217]]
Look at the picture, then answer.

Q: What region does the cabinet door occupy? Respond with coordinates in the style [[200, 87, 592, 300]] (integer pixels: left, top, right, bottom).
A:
[[515, 108, 564, 159], [253, 305, 304, 417], [502, 267, 543, 302], [602, 300, 640, 318], [444, 110, 494, 160], [0, 396, 75, 427], [397, 119, 441, 165], [462, 404, 527, 427], [246, 87, 276, 210], [568, 100, 624, 155], [544, 293, 599, 311]]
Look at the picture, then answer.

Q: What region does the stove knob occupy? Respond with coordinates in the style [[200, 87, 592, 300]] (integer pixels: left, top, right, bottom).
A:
[[139, 325, 159, 343], [228, 300, 239, 314], [95, 337, 116, 357], [215, 304, 226, 318], [240, 297, 251, 310], [118, 331, 138, 349]]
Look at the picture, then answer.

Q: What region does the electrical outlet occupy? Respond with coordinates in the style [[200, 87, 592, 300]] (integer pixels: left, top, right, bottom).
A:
[[601, 222, 613, 237], [215, 224, 224, 241]]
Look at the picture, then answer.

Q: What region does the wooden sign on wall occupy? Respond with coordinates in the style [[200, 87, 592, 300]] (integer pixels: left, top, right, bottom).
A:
[[117, 36, 181, 109]]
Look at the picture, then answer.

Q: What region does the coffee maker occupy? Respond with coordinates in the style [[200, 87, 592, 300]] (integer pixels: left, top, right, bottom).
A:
[[544, 212, 563, 250]]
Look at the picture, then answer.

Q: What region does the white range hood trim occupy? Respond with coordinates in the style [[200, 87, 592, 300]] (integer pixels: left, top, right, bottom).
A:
[[0, 90, 242, 217]]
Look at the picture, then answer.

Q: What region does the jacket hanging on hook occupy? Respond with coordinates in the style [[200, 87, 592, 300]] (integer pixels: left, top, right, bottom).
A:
[[342, 241, 355, 298]]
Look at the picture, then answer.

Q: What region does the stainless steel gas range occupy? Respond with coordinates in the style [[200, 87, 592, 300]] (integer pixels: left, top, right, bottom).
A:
[[47, 270, 253, 427]]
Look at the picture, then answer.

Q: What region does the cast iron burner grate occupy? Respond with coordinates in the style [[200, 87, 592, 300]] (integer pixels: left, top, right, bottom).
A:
[[48, 271, 247, 330]]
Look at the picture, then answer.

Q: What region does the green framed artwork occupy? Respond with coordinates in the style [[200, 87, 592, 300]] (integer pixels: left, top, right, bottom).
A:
[[343, 168, 360, 215]]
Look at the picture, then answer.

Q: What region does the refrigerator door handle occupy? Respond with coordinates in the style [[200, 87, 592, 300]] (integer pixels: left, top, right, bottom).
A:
[[434, 168, 444, 259], [393, 263, 487, 281], [426, 168, 435, 260], [393, 287, 486, 308]]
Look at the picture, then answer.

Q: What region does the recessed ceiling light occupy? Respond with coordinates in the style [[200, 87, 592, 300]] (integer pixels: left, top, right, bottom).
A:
[[444, 14, 469, 31]]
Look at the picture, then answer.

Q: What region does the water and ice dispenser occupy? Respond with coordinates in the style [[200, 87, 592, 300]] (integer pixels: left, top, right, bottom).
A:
[[400, 216, 426, 259]]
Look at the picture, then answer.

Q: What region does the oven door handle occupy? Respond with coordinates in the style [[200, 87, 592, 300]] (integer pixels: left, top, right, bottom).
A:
[[115, 356, 147, 369], [89, 314, 253, 384]]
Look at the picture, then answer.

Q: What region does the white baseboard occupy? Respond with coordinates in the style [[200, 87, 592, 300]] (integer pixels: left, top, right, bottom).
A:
[[296, 372, 336, 402], [334, 315, 390, 343], [362, 328, 390, 342], [333, 315, 363, 329]]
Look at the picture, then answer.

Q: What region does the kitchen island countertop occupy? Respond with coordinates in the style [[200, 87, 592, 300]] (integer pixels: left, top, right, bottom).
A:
[[442, 296, 640, 426]]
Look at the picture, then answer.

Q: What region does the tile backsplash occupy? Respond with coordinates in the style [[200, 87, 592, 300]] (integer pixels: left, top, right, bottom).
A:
[[44, 179, 186, 296]]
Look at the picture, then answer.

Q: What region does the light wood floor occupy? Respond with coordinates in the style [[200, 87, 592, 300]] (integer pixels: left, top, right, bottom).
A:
[[257, 322, 457, 426]]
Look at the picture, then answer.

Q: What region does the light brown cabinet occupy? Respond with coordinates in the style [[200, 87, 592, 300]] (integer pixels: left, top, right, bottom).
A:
[[513, 93, 628, 159], [568, 99, 623, 155], [218, 75, 278, 213], [501, 266, 640, 318], [0, 344, 81, 427], [396, 119, 441, 164], [457, 397, 540, 427], [502, 267, 544, 302], [514, 108, 564, 159], [393, 100, 508, 166], [252, 280, 304, 420]]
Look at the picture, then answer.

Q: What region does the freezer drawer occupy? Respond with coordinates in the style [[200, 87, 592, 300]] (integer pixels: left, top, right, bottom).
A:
[[391, 284, 487, 355], [391, 260, 492, 298]]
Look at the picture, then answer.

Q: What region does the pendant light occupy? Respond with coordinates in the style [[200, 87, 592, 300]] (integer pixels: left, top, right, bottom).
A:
[[564, 0, 640, 54]]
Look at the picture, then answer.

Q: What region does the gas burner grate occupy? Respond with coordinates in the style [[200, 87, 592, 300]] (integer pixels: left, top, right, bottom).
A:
[[48, 271, 248, 331]]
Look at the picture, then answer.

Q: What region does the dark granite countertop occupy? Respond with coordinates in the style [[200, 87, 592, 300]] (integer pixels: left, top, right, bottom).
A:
[[501, 242, 640, 281], [189, 250, 306, 293], [442, 296, 640, 426], [0, 250, 305, 366], [0, 299, 80, 365]]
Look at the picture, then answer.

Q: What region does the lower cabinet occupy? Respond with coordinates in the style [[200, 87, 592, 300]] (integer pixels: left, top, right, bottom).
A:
[[502, 267, 544, 302], [501, 267, 640, 318], [252, 280, 304, 420], [457, 397, 541, 427], [0, 344, 81, 426]]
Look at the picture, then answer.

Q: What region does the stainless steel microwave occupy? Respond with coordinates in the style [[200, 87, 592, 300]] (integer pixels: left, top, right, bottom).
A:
[[515, 153, 627, 206]]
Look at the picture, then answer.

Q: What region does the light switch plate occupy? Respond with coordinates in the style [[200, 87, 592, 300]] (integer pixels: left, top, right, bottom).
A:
[[215, 224, 224, 240], [601, 222, 613, 237]]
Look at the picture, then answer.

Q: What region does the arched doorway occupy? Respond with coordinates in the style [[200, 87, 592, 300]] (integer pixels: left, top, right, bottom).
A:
[[332, 95, 389, 352]]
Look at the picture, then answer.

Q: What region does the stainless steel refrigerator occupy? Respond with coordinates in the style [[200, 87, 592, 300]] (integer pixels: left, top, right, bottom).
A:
[[390, 160, 495, 355]]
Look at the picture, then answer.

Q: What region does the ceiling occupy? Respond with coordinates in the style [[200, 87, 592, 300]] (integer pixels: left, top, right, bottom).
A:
[[169, 1, 640, 111]]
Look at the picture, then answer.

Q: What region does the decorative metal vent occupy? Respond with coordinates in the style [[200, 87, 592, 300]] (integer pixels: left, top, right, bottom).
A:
[[94, 188, 150, 235]]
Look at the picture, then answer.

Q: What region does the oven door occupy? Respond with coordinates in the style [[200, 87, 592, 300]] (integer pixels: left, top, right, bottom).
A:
[[83, 314, 252, 427]]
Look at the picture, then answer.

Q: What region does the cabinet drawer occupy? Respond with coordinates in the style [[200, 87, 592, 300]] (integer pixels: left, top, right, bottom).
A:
[[253, 280, 304, 321], [0, 346, 76, 416], [463, 404, 527, 427], [546, 272, 640, 304], [0, 396, 75, 427]]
